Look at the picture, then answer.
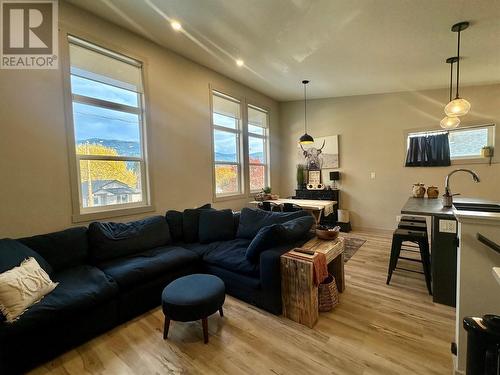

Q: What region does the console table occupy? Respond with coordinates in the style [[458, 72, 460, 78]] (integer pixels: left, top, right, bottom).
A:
[[281, 237, 345, 328], [294, 189, 340, 224]]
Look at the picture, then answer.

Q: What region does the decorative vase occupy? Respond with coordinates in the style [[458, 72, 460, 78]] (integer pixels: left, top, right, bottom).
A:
[[427, 186, 439, 199], [412, 183, 426, 198]]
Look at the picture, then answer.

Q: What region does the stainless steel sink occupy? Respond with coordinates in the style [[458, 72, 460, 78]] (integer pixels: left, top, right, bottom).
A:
[[453, 202, 500, 213]]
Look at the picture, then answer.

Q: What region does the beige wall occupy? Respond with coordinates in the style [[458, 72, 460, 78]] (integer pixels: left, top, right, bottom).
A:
[[279, 84, 500, 230], [0, 2, 280, 238]]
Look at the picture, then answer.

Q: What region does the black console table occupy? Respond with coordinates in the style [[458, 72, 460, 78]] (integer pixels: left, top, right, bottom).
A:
[[293, 189, 340, 224]]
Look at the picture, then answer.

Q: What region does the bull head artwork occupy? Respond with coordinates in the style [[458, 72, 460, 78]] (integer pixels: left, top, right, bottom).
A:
[[300, 140, 326, 170]]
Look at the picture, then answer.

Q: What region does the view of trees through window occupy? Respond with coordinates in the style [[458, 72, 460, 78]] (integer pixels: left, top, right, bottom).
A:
[[69, 37, 147, 211]]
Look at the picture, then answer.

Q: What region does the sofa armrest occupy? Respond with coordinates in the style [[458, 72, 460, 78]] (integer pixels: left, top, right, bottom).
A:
[[259, 248, 286, 292]]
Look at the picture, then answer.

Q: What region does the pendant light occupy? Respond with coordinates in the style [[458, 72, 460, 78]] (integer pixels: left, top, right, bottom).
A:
[[440, 56, 460, 129], [444, 22, 471, 117], [299, 80, 314, 144]]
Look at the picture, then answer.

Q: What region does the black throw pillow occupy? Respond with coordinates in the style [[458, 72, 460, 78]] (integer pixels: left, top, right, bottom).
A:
[[88, 215, 171, 262], [182, 204, 212, 243], [166, 210, 183, 242], [198, 209, 234, 244], [0, 238, 53, 275], [236, 207, 310, 239], [245, 215, 315, 263]]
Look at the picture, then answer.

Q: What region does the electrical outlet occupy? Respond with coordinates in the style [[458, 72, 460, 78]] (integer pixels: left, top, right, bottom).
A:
[[439, 220, 457, 234], [370, 172, 376, 179]]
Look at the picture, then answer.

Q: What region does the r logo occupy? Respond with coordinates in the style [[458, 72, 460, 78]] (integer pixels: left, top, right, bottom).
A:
[[1, 0, 58, 69], [3, 2, 52, 54]]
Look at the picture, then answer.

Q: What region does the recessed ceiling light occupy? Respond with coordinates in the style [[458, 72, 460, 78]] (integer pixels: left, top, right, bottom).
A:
[[171, 20, 182, 31], [236, 59, 244, 67]]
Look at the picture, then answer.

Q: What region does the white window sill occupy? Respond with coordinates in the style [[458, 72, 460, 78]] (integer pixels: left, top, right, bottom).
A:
[[72, 205, 155, 223], [451, 158, 497, 165], [213, 193, 247, 203]]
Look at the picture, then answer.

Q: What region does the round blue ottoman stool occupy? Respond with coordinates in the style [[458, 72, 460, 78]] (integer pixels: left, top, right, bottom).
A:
[[162, 274, 225, 344]]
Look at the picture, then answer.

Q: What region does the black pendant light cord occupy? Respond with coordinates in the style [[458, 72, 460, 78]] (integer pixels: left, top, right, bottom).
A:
[[303, 82, 308, 134], [449, 60, 454, 102], [456, 29, 461, 99]]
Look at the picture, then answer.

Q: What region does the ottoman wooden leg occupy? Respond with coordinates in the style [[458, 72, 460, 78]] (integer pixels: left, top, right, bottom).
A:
[[202, 317, 208, 344], [219, 307, 224, 317], [163, 318, 170, 340]]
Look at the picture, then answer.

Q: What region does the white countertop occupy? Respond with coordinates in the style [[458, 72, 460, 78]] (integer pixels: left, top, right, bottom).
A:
[[452, 198, 500, 223]]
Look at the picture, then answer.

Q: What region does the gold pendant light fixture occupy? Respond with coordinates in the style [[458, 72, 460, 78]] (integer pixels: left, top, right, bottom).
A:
[[440, 56, 460, 129], [299, 80, 314, 145], [444, 22, 471, 119]]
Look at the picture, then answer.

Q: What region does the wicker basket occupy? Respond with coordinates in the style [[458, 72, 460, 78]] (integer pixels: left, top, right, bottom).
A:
[[318, 274, 339, 312]]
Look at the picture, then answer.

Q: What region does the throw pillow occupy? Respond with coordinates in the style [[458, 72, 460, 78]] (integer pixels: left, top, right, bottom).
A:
[[165, 210, 183, 242], [0, 257, 58, 322], [182, 204, 213, 243], [88, 215, 171, 262], [0, 238, 53, 276], [236, 207, 310, 239], [198, 209, 234, 244], [246, 215, 315, 263]]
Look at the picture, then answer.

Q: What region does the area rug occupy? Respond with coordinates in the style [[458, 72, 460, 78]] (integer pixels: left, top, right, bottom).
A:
[[341, 236, 366, 262]]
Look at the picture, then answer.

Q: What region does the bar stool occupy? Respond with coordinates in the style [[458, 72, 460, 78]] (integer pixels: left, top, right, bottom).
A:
[[400, 215, 426, 224], [386, 228, 432, 295]]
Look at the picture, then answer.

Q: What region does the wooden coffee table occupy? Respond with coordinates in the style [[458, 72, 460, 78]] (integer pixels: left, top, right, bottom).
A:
[[280, 237, 345, 328]]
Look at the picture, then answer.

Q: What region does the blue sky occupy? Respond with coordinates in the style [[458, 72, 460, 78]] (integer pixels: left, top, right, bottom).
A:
[[72, 76, 140, 143]]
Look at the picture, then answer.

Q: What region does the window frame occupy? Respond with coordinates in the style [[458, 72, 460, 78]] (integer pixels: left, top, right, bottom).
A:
[[405, 124, 496, 166], [61, 32, 154, 222], [210, 90, 246, 200], [247, 103, 270, 193], [209, 87, 272, 202]]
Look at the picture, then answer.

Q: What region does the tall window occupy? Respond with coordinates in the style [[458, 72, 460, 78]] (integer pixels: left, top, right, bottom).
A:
[[248, 105, 269, 192], [68, 36, 149, 215], [211, 90, 270, 198], [212, 91, 243, 197]]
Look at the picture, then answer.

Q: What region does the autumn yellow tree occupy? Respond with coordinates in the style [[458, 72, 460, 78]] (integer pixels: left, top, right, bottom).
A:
[[77, 143, 137, 188], [215, 165, 238, 193]]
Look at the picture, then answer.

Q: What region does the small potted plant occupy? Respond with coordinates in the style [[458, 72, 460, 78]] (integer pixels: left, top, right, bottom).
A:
[[255, 186, 275, 201]]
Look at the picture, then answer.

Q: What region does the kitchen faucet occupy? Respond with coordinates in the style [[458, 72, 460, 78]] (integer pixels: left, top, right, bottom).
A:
[[443, 169, 481, 207]]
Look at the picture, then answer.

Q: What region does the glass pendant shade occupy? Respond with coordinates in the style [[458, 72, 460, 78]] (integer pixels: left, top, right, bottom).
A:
[[444, 98, 471, 117], [440, 115, 460, 129], [299, 133, 314, 144]]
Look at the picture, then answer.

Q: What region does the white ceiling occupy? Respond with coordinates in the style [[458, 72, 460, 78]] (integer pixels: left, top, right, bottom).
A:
[[65, 0, 500, 101]]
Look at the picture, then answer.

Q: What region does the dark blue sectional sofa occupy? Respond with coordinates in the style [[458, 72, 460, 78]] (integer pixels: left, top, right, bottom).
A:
[[0, 207, 313, 374]]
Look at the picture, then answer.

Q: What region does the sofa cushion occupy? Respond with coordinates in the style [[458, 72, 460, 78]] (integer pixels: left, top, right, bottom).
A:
[[1, 265, 118, 331], [88, 216, 171, 262], [236, 208, 310, 239], [182, 204, 212, 243], [201, 239, 259, 278], [18, 227, 88, 272], [165, 210, 183, 242], [0, 239, 53, 275], [199, 209, 234, 244], [246, 216, 315, 263], [97, 246, 199, 289]]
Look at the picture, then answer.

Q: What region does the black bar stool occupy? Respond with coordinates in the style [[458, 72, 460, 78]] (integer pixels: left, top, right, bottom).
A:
[[386, 228, 432, 295], [398, 221, 427, 231], [400, 215, 426, 224]]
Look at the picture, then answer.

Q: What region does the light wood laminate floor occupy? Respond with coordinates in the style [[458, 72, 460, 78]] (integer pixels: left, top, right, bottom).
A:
[[31, 230, 455, 375]]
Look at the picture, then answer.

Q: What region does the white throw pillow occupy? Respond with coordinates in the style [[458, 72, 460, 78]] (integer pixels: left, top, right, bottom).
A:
[[0, 257, 58, 323]]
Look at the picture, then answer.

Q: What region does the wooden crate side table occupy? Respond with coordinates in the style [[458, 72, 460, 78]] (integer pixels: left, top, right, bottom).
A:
[[304, 236, 345, 292], [281, 253, 319, 328], [280, 237, 345, 328]]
